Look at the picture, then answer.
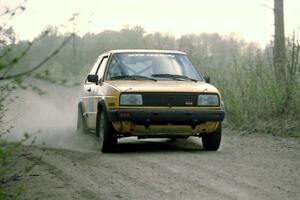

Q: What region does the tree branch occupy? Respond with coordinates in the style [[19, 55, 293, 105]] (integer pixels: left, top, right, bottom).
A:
[[0, 34, 74, 81], [0, 42, 32, 77], [0, 0, 27, 17]]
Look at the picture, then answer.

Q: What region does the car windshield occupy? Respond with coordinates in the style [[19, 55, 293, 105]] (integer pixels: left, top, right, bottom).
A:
[[105, 53, 203, 81]]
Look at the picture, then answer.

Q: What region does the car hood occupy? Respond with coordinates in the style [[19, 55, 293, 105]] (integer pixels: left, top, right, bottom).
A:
[[104, 80, 220, 94]]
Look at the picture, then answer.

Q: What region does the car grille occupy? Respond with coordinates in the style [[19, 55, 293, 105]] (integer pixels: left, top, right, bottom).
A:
[[142, 93, 198, 107]]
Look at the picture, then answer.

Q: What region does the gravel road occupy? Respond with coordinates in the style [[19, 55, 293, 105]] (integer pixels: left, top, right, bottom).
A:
[[5, 81, 300, 200], [17, 131, 299, 200]]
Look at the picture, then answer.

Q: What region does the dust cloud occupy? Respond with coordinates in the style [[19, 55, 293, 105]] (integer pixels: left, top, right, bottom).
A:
[[4, 80, 99, 152]]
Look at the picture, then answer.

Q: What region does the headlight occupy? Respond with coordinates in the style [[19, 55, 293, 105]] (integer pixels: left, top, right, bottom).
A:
[[120, 94, 143, 105], [197, 94, 219, 106]]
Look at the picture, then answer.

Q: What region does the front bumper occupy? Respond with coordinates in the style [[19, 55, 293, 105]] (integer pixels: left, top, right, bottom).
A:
[[108, 109, 225, 125]]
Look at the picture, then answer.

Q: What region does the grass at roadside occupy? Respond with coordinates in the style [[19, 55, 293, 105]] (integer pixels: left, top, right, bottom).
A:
[[0, 141, 39, 200], [223, 116, 300, 138]]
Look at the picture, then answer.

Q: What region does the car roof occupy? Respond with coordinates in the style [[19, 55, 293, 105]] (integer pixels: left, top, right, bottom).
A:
[[103, 49, 187, 55]]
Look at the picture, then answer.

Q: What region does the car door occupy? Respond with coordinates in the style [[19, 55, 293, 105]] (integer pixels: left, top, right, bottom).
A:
[[81, 55, 110, 130]]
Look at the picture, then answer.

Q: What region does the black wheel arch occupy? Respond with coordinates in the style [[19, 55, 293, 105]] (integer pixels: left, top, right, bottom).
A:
[[78, 101, 83, 112], [97, 99, 107, 114], [96, 99, 108, 137], [77, 101, 89, 133]]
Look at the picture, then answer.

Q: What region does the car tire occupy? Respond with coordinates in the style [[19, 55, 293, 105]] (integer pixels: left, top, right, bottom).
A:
[[77, 102, 89, 134], [202, 123, 222, 151], [98, 111, 117, 153]]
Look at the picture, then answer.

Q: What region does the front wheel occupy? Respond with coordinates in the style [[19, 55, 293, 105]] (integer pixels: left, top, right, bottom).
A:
[[202, 123, 222, 151], [98, 111, 117, 153]]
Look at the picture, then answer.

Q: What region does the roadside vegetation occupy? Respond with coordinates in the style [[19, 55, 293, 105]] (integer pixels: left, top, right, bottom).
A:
[[0, 3, 73, 198]]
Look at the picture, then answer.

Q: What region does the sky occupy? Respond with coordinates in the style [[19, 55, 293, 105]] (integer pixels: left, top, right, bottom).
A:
[[1, 0, 299, 47]]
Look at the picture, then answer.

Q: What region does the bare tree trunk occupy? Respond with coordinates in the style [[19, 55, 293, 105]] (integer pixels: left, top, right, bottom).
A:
[[273, 0, 286, 85]]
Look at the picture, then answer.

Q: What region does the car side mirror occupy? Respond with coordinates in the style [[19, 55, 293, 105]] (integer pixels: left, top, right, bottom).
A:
[[204, 76, 210, 83], [87, 74, 98, 83]]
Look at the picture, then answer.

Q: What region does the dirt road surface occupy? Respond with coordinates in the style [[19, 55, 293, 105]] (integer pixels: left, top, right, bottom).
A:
[[5, 82, 300, 200], [18, 131, 299, 200]]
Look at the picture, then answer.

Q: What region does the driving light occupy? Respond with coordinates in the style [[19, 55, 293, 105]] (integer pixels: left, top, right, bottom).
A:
[[197, 94, 219, 106], [120, 94, 143, 105]]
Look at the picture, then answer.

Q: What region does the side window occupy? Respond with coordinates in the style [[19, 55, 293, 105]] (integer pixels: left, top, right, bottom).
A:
[[85, 57, 102, 84], [96, 56, 109, 79]]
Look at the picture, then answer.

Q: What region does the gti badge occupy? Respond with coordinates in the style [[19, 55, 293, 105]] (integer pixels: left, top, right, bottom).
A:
[[185, 99, 193, 106]]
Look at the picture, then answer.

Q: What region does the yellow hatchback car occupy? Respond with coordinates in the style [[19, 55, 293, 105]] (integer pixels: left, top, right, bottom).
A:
[[77, 49, 225, 152]]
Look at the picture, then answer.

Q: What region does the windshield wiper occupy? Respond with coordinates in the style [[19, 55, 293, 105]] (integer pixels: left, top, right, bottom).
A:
[[151, 74, 197, 82], [110, 75, 157, 81]]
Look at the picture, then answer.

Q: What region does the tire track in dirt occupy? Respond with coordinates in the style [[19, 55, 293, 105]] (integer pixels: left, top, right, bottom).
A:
[[19, 132, 300, 200], [27, 154, 102, 200]]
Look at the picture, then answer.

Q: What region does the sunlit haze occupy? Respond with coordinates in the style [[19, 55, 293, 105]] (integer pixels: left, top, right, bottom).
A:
[[1, 0, 299, 47]]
